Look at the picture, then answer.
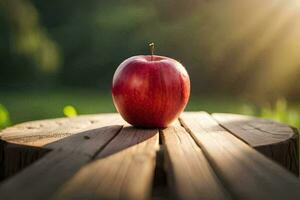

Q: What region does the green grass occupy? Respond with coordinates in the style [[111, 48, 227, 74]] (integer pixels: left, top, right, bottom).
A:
[[0, 90, 115, 125], [0, 89, 299, 129], [1, 90, 299, 176]]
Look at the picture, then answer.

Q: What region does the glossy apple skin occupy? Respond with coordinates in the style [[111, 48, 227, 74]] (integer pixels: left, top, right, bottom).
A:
[[112, 55, 190, 128]]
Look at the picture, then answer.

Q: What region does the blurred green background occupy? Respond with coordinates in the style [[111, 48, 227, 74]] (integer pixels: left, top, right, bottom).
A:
[[0, 0, 300, 129]]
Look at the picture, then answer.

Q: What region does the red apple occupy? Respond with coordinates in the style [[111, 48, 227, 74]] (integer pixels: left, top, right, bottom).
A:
[[112, 52, 190, 128]]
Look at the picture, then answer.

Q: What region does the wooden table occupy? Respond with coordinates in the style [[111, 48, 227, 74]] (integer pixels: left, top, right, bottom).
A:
[[0, 112, 299, 200]]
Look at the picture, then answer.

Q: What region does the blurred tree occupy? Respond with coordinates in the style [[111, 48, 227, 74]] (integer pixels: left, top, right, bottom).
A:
[[0, 0, 300, 101], [0, 104, 11, 129], [0, 0, 61, 87]]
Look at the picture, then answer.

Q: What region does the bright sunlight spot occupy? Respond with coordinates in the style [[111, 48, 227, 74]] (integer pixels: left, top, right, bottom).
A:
[[63, 105, 78, 117], [0, 104, 11, 129]]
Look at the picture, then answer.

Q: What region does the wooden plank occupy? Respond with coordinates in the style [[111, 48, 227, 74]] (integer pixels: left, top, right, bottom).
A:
[[180, 112, 300, 200], [162, 121, 231, 200], [212, 113, 297, 146], [0, 114, 125, 179], [1, 143, 50, 179], [212, 113, 299, 175], [0, 113, 124, 147], [51, 126, 159, 200], [0, 125, 123, 200]]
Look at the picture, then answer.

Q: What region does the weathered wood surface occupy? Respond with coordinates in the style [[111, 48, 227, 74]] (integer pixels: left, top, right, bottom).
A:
[[0, 112, 299, 200], [162, 121, 231, 200], [180, 112, 300, 200], [212, 113, 299, 174], [52, 126, 159, 200], [0, 114, 124, 147], [0, 114, 125, 179], [0, 114, 159, 200]]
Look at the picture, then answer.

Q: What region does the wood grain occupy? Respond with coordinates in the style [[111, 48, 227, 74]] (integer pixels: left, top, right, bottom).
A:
[[0, 112, 299, 200], [0, 113, 124, 147], [52, 126, 159, 200], [161, 121, 231, 200], [180, 112, 300, 200], [0, 124, 123, 200], [0, 114, 125, 179], [212, 113, 299, 175]]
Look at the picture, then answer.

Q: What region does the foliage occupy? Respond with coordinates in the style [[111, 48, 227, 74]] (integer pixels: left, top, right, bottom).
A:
[[0, 91, 299, 130], [0, 0, 61, 87], [63, 105, 78, 117], [0, 0, 300, 127], [260, 98, 300, 128], [0, 0, 300, 100], [0, 104, 11, 129]]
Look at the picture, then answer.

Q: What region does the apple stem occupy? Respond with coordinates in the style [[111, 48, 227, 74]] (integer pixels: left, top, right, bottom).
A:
[[149, 43, 154, 61]]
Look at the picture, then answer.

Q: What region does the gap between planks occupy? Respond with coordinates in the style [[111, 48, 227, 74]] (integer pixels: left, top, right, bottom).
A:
[[179, 112, 300, 200], [1, 112, 299, 200], [0, 125, 125, 200], [161, 120, 232, 200]]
